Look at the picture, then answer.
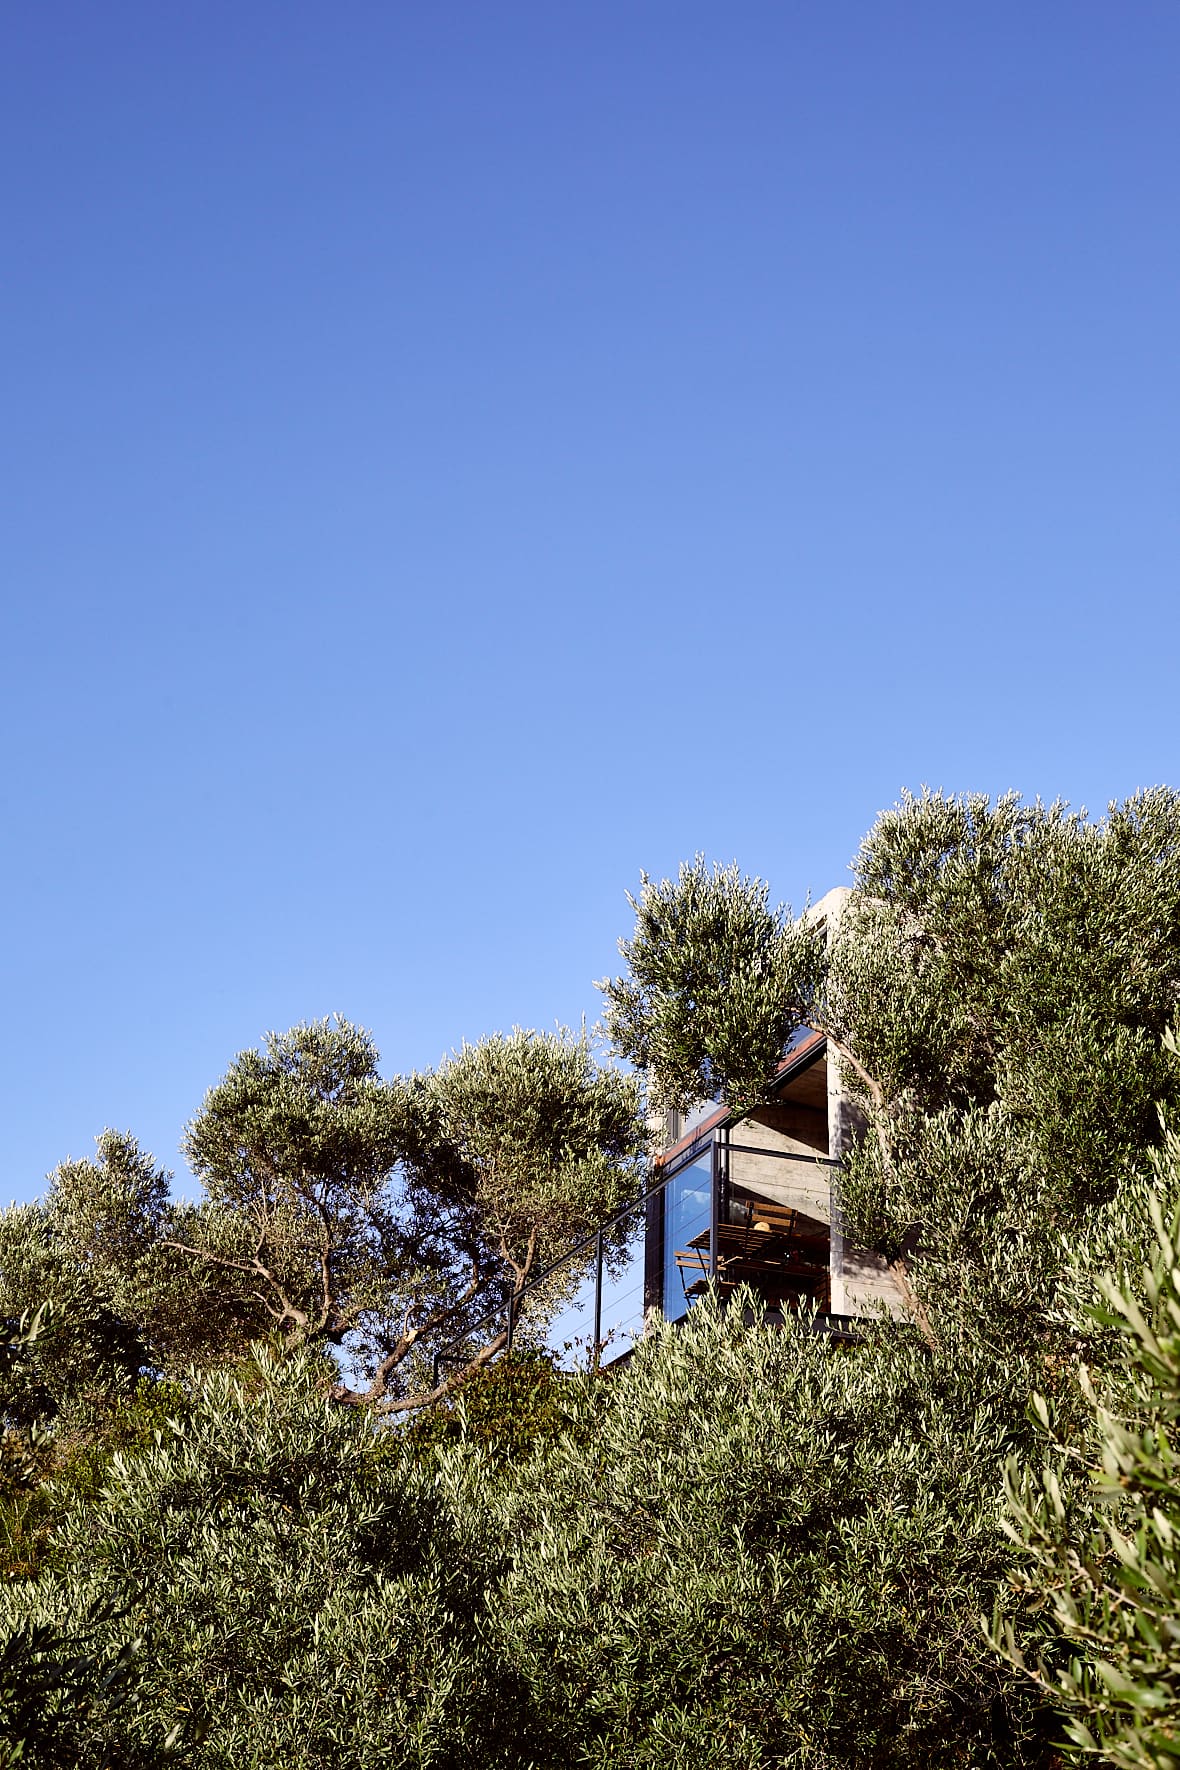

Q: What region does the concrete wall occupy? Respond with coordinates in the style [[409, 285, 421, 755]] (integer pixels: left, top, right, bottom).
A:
[[729, 1101, 831, 1223]]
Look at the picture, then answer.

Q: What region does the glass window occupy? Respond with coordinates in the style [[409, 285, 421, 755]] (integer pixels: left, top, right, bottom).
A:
[[535, 1193, 649, 1371], [596, 1221, 647, 1362], [661, 1151, 713, 1322]]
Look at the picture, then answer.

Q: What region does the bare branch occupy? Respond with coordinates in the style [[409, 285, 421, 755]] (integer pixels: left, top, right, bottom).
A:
[[812, 1030, 894, 1176], [814, 1030, 884, 1113], [498, 1220, 538, 1291], [376, 1325, 509, 1415], [162, 1238, 264, 1279], [311, 1195, 335, 1337], [164, 1238, 309, 1333], [330, 1259, 487, 1408]]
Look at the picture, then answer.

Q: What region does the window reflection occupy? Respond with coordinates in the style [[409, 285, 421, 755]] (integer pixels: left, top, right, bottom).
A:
[[661, 1152, 713, 1322]]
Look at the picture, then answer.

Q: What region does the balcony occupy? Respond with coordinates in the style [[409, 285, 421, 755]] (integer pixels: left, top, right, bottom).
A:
[[433, 1035, 865, 1385]]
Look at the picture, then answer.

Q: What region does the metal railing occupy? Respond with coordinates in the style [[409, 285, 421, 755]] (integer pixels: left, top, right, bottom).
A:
[[431, 1178, 657, 1387], [430, 1135, 848, 1388]]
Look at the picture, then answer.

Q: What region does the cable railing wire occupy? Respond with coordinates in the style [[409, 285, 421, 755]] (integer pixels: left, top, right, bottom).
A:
[[430, 1144, 855, 1389]]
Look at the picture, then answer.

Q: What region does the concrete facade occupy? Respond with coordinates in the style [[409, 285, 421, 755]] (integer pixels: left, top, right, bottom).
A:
[[651, 885, 906, 1325]]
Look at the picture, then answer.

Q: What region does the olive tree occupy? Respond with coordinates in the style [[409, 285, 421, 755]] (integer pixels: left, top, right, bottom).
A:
[[176, 1017, 644, 1409], [405, 1025, 645, 1293], [600, 856, 825, 1114], [0, 1132, 255, 1439], [0, 1350, 519, 1770], [817, 789, 1180, 1356], [996, 1056, 1180, 1769], [489, 1295, 1056, 1770]]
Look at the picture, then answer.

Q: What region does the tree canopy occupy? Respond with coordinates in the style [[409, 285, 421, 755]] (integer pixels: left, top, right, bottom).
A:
[[995, 1051, 1180, 1770], [0, 1018, 645, 1429], [5, 785, 1180, 1768], [599, 856, 825, 1114]]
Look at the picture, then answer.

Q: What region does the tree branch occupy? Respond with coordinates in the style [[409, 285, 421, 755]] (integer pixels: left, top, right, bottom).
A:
[[163, 1238, 309, 1333], [814, 1029, 884, 1113], [331, 1258, 485, 1408], [376, 1324, 509, 1415], [499, 1221, 539, 1292], [888, 1256, 940, 1354], [311, 1195, 335, 1337]]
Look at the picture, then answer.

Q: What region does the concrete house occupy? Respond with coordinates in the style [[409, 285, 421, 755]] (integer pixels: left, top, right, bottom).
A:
[[641, 888, 905, 1337], [436, 888, 907, 1381]]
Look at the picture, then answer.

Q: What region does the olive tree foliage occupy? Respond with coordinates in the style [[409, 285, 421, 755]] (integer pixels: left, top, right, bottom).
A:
[[0, 1303, 1056, 1770], [995, 1071, 1180, 1770], [0, 1303, 166, 1770], [599, 857, 826, 1114], [0, 1133, 254, 1438], [176, 1018, 644, 1409], [406, 1026, 645, 1294], [820, 789, 1180, 1351], [177, 1019, 432, 1394], [0, 1603, 157, 1770], [493, 1296, 1058, 1770], [0, 1303, 53, 1375], [0, 1304, 56, 1510], [825, 788, 1180, 1166], [602, 791, 1180, 1350], [0, 1350, 523, 1770]]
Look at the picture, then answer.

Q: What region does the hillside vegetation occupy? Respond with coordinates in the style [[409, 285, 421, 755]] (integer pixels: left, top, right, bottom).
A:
[[4, 788, 1180, 1769]]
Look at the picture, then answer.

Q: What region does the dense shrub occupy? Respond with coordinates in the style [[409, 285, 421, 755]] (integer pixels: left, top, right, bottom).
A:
[[403, 1350, 577, 1461]]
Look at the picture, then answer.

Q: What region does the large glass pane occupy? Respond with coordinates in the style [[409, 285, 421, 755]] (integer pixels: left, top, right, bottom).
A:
[[596, 1194, 647, 1363], [540, 1193, 648, 1370], [541, 1263, 598, 1372], [662, 1151, 713, 1322]]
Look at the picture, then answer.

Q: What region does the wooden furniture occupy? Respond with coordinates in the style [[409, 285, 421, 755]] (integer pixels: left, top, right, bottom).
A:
[[672, 1193, 830, 1312]]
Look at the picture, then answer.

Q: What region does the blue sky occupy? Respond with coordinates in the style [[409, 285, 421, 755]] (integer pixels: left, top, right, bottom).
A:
[[3, 2, 1178, 1204]]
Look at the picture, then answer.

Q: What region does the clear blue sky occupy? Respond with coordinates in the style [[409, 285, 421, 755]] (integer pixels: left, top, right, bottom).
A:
[[3, 2, 1178, 1204]]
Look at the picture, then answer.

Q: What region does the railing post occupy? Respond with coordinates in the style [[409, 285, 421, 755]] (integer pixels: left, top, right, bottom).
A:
[[645, 1175, 665, 1318], [709, 1130, 725, 1285], [592, 1226, 604, 1369]]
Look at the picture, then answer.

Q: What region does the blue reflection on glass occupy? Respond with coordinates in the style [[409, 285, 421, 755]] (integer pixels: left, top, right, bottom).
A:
[[662, 1151, 713, 1322]]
